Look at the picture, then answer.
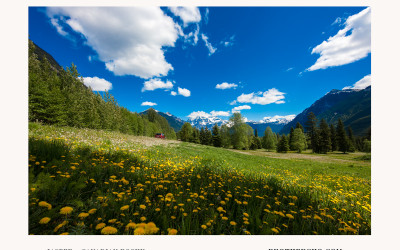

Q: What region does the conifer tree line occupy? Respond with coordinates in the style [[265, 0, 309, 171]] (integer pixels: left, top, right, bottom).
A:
[[178, 111, 371, 154], [29, 40, 176, 139]]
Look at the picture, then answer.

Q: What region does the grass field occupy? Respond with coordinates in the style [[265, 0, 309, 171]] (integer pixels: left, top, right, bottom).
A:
[[28, 123, 371, 235]]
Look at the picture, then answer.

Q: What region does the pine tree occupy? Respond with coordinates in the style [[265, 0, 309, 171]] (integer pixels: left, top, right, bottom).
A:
[[200, 127, 207, 145], [290, 128, 307, 153], [319, 119, 331, 154], [262, 127, 276, 151], [255, 129, 259, 138], [190, 128, 200, 144], [289, 127, 295, 150], [296, 122, 304, 133], [336, 119, 348, 153], [212, 124, 222, 147], [305, 112, 320, 153], [205, 127, 213, 145], [180, 122, 193, 142], [347, 127, 356, 152], [330, 124, 337, 152], [277, 135, 290, 153]]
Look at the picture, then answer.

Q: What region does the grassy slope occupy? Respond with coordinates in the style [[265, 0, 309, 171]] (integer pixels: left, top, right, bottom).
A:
[[28, 123, 371, 235]]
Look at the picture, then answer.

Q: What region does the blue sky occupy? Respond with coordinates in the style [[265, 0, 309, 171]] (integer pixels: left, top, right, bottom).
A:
[[28, 7, 371, 122]]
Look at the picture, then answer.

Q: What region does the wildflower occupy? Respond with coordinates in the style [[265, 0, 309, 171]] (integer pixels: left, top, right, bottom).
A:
[[155, 208, 160, 212], [39, 217, 51, 224], [88, 208, 97, 214], [140, 216, 147, 222], [134, 227, 145, 235], [168, 228, 178, 235], [286, 214, 294, 219], [271, 228, 279, 233], [217, 207, 224, 212], [222, 217, 228, 221], [59, 206, 73, 215], [145, 222, 159, 234], [120, 205, 129, 211], [244, 230, 251, 235], [230, 221, 237, 226], [108, 219, 117, 224], [243, 212, 249, 217], [101, 226, 118, 235], [201, 225, 207, 229], [139, 204, 146, 210], [313, 214, 322, 221], [54, 221, 68, 232], [59, 232, 69, 235], [78, 213, 89, 219], [126, 222, 136, 230], [38, 201, 52, 210]]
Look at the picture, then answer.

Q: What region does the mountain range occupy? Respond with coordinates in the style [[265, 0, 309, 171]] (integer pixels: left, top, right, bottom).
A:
[[280, 87, 371, 136]]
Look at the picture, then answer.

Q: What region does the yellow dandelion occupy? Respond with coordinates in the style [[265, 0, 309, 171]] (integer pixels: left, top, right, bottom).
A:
[[78, 213, 89, 219], [271, 228, 279, 234], [201, 225, 207, 229], [125, 222, 136, 230], [134, 227, 145, 235], [243, 212, 249, 217], [217, 207, 224, 212], [222, 216, 228, 221], [59, 206, 73, 215], [101, 226, 118, 235], [230, 221, 237, 226], [155, 208, 161, 212], [145, 222, 159, 234], [120, 205, 129, 211], [39, 217, 51, 224], [96, 223, 106, 230], [140, 216, 147, 222], [168, 228, 178, 235], [38, 201, 52, 210], [286, 214, 294, 219], [139, 204, 146, 210], [59, 232, 69, 235], [108, 219, 117, 223], [88, 208, 97, 214]]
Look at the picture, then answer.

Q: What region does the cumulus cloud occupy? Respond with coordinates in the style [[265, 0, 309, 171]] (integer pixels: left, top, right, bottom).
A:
[[141, 101, 157, 106], [47, 7, 179, 79], [169, 7, 201, 27], [216, 82, 238, 90], [232, 105, 251, 112], [142, 78, 173, 92], [170, 91, 177, 96], [177, 87, 191, 97], [201, 34, 217, 56], [307, 7, 371, 71], [210, 111, 231, 117], [235, 88, 286, 105], [82, 76, 112, 91], [343, 74, 371, 90]]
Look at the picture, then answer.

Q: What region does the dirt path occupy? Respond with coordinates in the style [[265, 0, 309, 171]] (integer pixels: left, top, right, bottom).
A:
[[228, 149, 370, 166]]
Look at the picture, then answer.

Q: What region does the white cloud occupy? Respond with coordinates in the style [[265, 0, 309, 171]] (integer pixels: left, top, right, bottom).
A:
[[229, 100, 237, 105], [169, 7, 201, 27], [232, 105, 251, 112], [343, 74, 371, 90], [177, 87, 191, 97], [82, 76, 112, 91], [201, 34, 217, 56], [170, 91, 177, 96], [210, 111, 230, 117], [236, 88, 286, 105], [142, 78, 173, 92], [221, 35, 235, 47], [286, 67, 294, 72], [307, 7, 371, 71], [216, 82, 238, 90], [47, 7, 179, 79], [141, 101, 157, 106]]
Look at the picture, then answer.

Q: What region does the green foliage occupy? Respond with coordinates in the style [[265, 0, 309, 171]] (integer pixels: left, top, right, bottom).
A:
[[277, 135, 290, 153], [330, 124, 337, 152], [290, 128, 307, 153], [220, 124, 231, 148], [319, 119, 331, 154], [230, 113, 253, 150], [336, 119, 349, 153], [262, 127, 277, 151], [179, 123, 193, 142], [212, 124, 222, 147], [28, 40, 176, 140], [305, 112, 320, 153]]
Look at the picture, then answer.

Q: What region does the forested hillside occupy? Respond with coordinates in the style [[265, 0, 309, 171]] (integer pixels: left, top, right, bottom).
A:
[[28, 40, 176, 139]]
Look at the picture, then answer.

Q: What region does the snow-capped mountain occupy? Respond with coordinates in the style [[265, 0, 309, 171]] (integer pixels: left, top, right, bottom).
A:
[[188, 114, 229, 130]]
